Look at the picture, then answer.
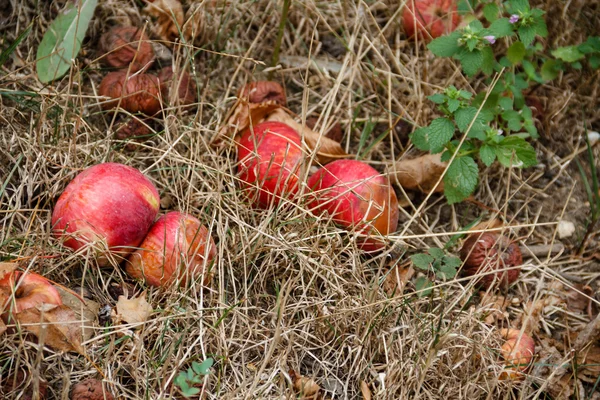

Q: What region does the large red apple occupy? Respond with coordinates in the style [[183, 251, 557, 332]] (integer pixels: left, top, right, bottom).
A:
[[0, 271, 62, 314], [51, 163, 160, 265], [307, 160, 399, 252], [402, 0, 461, 39], [126, 212, 217, 287], [237, 121, 304, 208]]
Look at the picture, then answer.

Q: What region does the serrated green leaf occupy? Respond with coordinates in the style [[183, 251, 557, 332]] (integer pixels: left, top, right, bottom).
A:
[[443, 255, 462, 269], [196, 358, 214, 375], [540, 59, 562, 81], [435, 263, 458, 280], [579, 37, 600, 54], [468, 20, 484, 32], [428, 118, 455, 154], [415, 276, 434, 297], [443, 156, 479, 204], [483, 3, 500, 22], [447, 98, 461, 112], [552, 46, 585, 63], [495, 136, 537, 167], [481, 46, 495, 75], [498, 96, 513, 110], [502, 109, 522, 132], [411, 127, 431, 151], [479, 144, 496, 166], [459, 90, 472, 99], [441, 150, 452, 162], [524, 121, 538, 138], [507, 41, 526, 64], [428, 247, 445, 259], [427, 31, 462, 57], [455, 107, 483, 133], [428, 93, 446, 104], [532, 16, 548, 38], [487, 18, 514, 38], [411, 253, 434, 270], [36, 0, 98, 83], [508, 0, 529, 13], [466, 37, 480, 52], [458, 48, 483, 76], [518, 25, 536, 47]]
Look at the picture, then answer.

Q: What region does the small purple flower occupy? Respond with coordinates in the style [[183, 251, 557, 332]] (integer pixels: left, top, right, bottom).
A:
[[483, 35, 496, 44], [509, 14, 519, 24]]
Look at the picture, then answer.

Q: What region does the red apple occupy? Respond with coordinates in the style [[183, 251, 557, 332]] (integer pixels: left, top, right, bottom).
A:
[[237, 121, 304, 208], [307, 160, 399, 252], [51, 163, 160, 265], [126, 212, 217, 287], [0, 271, 62, 314], [402, 0, 461, 39]]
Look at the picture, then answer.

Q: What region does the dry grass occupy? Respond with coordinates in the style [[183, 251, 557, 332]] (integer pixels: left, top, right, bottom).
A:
[[1, 0, 599, 399]]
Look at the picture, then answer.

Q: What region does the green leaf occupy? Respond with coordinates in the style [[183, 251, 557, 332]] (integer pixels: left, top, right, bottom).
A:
[[518, 25, 536, 47], [468, 20, 484, 32], [589, 54, 600, 69], [447, 98, 461, 113], [532, 16, 548, 38], [411, 253, 434, 271], [435, 263, 458, 280], [502, 109, 522, 132], [428, 93, 446, 104], [36, 0, 98, 83], [508, 0, 529, 13], [552, 46, 585, 63], [540, 59, 562, 81], [487, 18, 514, 38], [507, 41, 526, 64], [410, 127, 431, 151], [427, 31, 462, 57], [196, 358, 214, 375], [458, 90, 472, 99], [498, 96, 513, 110], [443, 156, 479, 204], [495, 136, 537, 167], [442, 255, 462, 269], [457, 48, 483, 76], [479, 144, 496, 166], [427, 247, 445, 259], [0, 24, 32, 69], [455, 107, 484, 133], [480, 46, 495, 75], [483, 3, 500, 22], [579, 37, 600, 54], [415, 276, 434, 297], [428, 118, 455, 154]]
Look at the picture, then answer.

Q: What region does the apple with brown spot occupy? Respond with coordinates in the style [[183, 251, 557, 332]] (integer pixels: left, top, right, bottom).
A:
[[126, 212, 217, 287], [0, 271, 62, 314], [51, 163, 160, 265], [402, 0, 461, 39], [307, 159, 399, 252], [237, 121, 304, 208]]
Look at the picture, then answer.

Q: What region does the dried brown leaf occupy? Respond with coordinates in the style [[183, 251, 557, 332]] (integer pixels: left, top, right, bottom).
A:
[[0, 319, 6, 336], [383, 264, 414, 297], [144, 0, 184, 43], [478, 292, 509, 325], [265, 108, 349, 164], [16, 305, 84, 354], [0, 262, 17, 280], [565, 284, 596, 318], [360, 380, 372, 400], [289, 369, 321, 399], [218, 100, 281, 139], [388, 153, 447, 193], [56, 287, 99, 342], [114, 292, 153, 325], [469, 218, 503, 233]]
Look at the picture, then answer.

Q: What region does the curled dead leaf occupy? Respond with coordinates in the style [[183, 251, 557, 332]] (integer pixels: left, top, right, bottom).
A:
[[478, 292, 509, 325], [289, 369, 321, 399], [387, 153, 447, 193], [113, 291, 153, 325], [144, 0, 185, 43], [219, 99, 281, 139], [383, 263, 414, 297], [56, 287, 99, 342], [360, 380, 372, 400], [16, 305, 84, 354]]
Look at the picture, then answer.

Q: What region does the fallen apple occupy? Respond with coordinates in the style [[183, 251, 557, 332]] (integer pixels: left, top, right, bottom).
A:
[[126, 212, 217, 287], [237, 121, 304, 208], [402, 0, 461, 39], [52, 163, 160, 265], [0, 271, 62, 314], [307, 159, 399, 252]]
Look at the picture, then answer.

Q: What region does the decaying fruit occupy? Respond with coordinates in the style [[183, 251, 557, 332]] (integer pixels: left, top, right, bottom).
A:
[[237, 121, 304, 208], [238, 81, 287, 106], [499, 328, 535, 379], [99, 71, 162, 115], [126, 212, 217, 287], [307, 159, 399, 252], [460, 232, 522, 289], [402, 0, 461, 39], [99, 26, 155, 72], [70, 378, 114, 400], [0, 271, 62, 314], [157, 66, 197, 106]]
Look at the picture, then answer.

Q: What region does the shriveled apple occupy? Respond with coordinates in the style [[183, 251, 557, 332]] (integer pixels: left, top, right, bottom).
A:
[[237, 121, 304, 208], [402, 0, 461, 39], [307, 160, 399, 252], [51, 163, 160, 265], [0, 271, 62, 314], [126, 212, 217, 287]]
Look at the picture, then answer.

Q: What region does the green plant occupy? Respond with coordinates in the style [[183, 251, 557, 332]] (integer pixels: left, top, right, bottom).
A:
[[411, 247, 461, 296], [575, 127, 600, 255], [174, 358, 214, 398]]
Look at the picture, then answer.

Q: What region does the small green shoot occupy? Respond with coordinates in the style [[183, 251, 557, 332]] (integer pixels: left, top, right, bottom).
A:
[[174, 358, 214, 398]]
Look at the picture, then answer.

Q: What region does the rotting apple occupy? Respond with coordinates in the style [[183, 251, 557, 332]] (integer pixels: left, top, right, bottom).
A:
[[51, 163, 160, 266], [99, 71, 162, 115], [402, 0, 461, 39], [126, 212, 217, 287], [237, 121, 304, 208], [0, 271, 62, 314], [307, 159, 399, 252], [499, 328, 535, 380]]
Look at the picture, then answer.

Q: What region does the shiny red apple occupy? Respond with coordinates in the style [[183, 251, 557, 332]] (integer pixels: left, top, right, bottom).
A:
[[237, 121, 304, 208], [0, 271, 62, 314], [402, 0, 461, 39], [126, 212, 217, 287], [51, 163, 160, 265], [307, 160, 399, 252]]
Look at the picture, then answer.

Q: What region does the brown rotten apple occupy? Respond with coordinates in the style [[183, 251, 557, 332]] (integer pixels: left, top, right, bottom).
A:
[[307, 159, 399, 252], [238, 81, 287, 106], [499, 328, 535, 380], [99, 26, 155, 72], [52, 163, 160, 265], [237, 121, 304, 208], [460, 232, 522, 289], [402, 0, 461, 39], [99, 71, 162, 115], [126, 212, 217, 287], [157, 66, 197, 106], [0, 271, 62, 314]]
